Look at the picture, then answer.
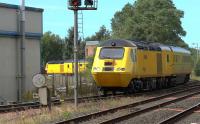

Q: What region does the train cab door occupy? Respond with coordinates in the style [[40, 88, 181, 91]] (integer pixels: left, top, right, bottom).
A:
[[165, 50, 173, 75], [157, 53, 163, 75], [130, 48, 137, 76]]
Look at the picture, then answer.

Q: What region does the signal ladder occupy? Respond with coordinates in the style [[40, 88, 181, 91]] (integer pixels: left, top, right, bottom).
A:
[[78, 10, 84, 41]]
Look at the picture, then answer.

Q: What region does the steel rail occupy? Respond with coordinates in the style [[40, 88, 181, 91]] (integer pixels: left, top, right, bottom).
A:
[[0, 102, 40, 109], [100, 90, 200, 124], [0, 81, 198, 114], [0, 104, 41, 112], [159, 102, 200, 124], [55, 85, 200, 124], [0, 101, 61, 113], [63, 81, 200, 103], [64, 93, 125, 103]]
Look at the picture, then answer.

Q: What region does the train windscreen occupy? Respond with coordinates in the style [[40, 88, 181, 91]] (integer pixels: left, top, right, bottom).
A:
[[99, 48, 124, 59]]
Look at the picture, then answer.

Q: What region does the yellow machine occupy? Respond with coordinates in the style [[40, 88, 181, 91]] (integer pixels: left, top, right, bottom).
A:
[[92, 39, 192, 94], [45, 59, 88, 74]]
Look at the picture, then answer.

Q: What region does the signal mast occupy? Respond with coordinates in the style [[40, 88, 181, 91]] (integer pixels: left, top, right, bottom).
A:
[[67, 0, 97, 108]]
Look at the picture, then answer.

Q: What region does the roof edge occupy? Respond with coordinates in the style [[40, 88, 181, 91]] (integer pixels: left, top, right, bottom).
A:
[[0, 2, 44, 12]]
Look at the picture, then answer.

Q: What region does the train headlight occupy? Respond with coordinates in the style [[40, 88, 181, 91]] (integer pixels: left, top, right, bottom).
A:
[[93, 67, 101, 71], [116, 68, 125, 71]]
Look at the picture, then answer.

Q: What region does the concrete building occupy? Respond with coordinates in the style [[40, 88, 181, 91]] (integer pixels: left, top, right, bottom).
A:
[[0, 3, 43, 103], [85, 41, 99, 58]]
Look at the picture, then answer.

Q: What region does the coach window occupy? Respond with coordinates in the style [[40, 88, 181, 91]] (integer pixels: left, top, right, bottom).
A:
[[131, 49, 137, 62], [167, 54, 169, 63]]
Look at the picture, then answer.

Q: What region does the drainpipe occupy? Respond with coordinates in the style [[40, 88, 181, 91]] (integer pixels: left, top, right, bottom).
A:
[[19, 0, 26, 102]]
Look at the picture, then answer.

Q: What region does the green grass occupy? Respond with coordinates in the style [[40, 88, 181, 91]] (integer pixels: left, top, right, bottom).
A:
[[191, 75, 200, 81]]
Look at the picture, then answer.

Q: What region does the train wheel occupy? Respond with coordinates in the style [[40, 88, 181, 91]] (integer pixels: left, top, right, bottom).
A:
[[103, 90, 108, 96], [146, 79, 155, 91], [132, 80, 142, 92], [165, 78, 172, 88], [156, 78, 162, 89], [161, 78, 167, 89], [146, 81, 152, 91], [127, 81, 134, 94], [151, 78, 157, 90], [184, 74, 190, 83], [167, 78, 172, 87], [164, 78, 169, 88], [112, 91, 116, 95]]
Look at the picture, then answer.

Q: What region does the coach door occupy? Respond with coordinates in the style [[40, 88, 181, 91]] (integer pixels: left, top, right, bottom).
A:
[[157, 53, 163, 75]]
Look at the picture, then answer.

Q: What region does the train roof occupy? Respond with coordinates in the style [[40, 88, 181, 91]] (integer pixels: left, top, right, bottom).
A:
[[170, 46, 191, 54], [100, 39, 190, 53], [47, 59, 88, 64], [100, 39, 136, 47], [100, 39, 163, 51]]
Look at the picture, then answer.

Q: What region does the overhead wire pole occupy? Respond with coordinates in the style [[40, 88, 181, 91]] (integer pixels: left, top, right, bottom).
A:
[[19, 0, 26, 102]]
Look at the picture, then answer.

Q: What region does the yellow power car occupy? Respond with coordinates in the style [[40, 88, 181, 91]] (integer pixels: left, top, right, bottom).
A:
[[92, 39, 192, 94]]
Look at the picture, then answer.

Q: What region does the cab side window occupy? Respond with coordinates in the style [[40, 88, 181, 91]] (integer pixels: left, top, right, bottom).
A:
[[131, 49, 137, 62]]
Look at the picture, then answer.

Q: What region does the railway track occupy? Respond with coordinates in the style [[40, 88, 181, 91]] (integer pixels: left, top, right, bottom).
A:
[[55, 84, 200, 124], [100, 90, 200, 124], [64, 93, 126, 103], [159, 101, 200, 124], [0, 93, 129, 113], [64, 80, 200, 103], [0, 93, 128, 113], [0, 80, 199, 114], [0, 100, 61, 113]]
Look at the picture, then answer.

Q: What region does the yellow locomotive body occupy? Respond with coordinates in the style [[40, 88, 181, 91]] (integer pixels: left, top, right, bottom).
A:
[[92, 39, 192, 93], [45, 60, 88, 74]]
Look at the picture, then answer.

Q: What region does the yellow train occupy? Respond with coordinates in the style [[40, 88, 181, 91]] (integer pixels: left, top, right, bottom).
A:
[[91, 39, 192, 94], [45, 59, 88, 74]]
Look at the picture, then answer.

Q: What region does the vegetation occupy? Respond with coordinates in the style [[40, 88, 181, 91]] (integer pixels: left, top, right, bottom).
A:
[[0, 97, 141, 124], [85, 25, 111, 41], [41, 32, 63, 66], [41, 0, 190, 65], [63, 27, 85, 60], [194, 60, 200, 76], [111, 0, 188, 48], [41, 28, 85, 68]]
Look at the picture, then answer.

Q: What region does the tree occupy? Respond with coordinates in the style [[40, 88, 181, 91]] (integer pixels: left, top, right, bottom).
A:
[[63, 28, 74, 59], [63, 27, 85, 60], [85, 25, 111, 41], [41, 31, 63, 66], [111, 0, 188, 48], [195, 60, 200, 76]]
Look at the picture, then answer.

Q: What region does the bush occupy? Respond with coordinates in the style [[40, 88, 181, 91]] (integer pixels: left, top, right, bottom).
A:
[[23, 90, 33, 101], [195, 60, 200, 76]]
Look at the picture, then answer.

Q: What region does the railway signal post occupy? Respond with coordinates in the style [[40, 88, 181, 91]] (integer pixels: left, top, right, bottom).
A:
[[68, 0, 97, 108]]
